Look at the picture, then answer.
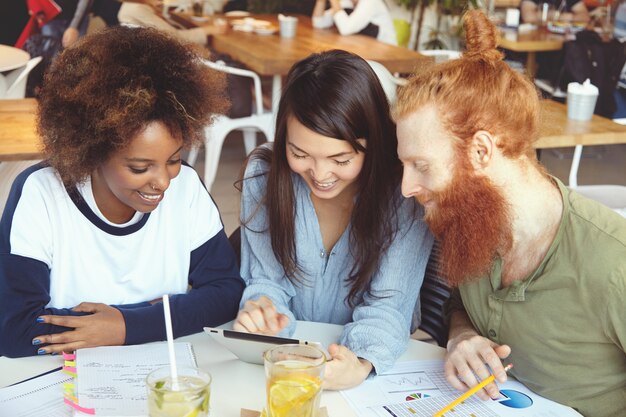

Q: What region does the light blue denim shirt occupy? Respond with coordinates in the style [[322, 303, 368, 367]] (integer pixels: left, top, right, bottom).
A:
[[239, 154, 433, 374]]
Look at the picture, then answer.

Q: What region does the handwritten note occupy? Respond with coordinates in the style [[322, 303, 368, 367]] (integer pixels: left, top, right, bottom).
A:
[[75, 343, 196, 416]]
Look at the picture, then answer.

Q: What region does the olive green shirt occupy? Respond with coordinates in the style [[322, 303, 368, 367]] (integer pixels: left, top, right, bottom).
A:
[[447, 178, 626, 417]]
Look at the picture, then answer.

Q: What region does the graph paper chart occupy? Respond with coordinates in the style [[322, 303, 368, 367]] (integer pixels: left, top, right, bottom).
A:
[[374, 359, 458, 404], [374, 393, 500, 417]]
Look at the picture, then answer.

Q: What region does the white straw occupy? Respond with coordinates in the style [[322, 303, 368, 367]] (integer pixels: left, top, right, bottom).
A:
[[162, 294, 179, 390]]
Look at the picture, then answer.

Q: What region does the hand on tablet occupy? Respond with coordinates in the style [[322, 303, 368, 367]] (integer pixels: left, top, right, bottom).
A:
[[323, 344, 373, 390], [233, 296, 290, 336]]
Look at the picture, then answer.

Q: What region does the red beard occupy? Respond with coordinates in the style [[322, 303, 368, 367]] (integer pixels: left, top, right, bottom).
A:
[[422, 165, 513, 287]]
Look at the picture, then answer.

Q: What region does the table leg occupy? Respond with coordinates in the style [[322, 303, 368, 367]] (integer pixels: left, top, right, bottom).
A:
[[526, 52, 537, 78], [272, 75, 282, 116]]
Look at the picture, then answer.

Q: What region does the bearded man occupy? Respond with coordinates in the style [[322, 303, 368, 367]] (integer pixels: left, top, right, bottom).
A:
[[393, 10, 626, 417]]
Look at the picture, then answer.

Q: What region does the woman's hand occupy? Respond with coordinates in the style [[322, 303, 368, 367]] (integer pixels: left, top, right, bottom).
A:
[[233, 296, 289, 336], [444, 329, 511, 400], [32, 303, 126, 354], [323, 344, 372, 390]]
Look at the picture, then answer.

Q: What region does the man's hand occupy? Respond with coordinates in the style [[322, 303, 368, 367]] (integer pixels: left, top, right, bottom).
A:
[[32, 303, 126, 354], [444, 329, 511, 400], [233, 296, 289, 336], [323, 344, 372, 390]]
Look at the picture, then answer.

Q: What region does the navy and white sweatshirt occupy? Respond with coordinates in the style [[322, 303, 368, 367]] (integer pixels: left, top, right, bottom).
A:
[[0, 162, 244, 357]]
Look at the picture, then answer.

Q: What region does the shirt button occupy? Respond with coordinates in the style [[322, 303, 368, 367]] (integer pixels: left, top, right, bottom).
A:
[[488, 329, 497, 338], [320, 250, 325, 258]]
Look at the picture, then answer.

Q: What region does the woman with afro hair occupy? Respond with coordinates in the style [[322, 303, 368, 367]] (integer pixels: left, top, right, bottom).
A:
[[0, 26, 245, 357]]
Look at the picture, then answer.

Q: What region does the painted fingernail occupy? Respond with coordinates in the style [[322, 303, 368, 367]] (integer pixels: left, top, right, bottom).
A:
[[32, 339, 41, 345], [37, 348, 47, 355], [36, 317, 45, 323], [51, 352, 59, 356]]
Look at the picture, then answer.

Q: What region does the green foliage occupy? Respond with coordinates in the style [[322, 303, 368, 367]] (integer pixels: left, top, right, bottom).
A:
[[247, 0, 281, 12], [394, 0, 424, 8], [247, 0, 316, 14], [394, 0, 476, 14], [438, 0, 476, 15], [393, 0, 478, 50]]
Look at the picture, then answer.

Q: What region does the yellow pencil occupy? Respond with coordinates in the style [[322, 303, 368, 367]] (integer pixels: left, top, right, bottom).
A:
[[433, 364, 513, 417]]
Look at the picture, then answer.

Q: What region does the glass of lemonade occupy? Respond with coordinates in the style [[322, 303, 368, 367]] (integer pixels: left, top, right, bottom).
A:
[[146, 366, 211, 417], [263, 344, 326, 417]]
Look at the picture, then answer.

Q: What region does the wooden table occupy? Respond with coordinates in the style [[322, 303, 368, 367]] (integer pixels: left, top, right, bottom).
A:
[[2, 99, 625, 161], [173, 13, 432, 75], [535, 100, 626, 148], [498, 28, 564, 77], [0, 98, 40, 161], [170, 13, 433, 113], [0, 45, 30, 72]]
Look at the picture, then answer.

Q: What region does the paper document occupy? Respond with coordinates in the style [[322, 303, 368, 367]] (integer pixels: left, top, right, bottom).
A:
[[75, 342, 197, 416], [0, 368, 72, 417], [341, 360, 583, 417]]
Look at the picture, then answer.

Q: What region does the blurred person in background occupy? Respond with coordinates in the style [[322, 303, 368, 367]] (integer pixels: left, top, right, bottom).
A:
[[520, 0, 589, 24], [312, 0, 397, 45]]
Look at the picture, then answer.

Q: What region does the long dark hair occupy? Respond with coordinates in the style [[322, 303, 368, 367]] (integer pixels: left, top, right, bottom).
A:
[[244, 50, 402, 306]]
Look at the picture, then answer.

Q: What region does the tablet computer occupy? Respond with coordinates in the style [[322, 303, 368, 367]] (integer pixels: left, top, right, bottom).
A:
[[204, 327, 328, 365]]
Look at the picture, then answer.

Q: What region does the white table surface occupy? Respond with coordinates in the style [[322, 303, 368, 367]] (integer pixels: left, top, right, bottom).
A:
[[0, 321, 446, 417], [0, 45, 30, 72]]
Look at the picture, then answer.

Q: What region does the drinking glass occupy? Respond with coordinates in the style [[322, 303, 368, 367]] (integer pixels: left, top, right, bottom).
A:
[[146, 366, 211, 417], [540, 2, 555, 26], [263, 344, 325, 417]]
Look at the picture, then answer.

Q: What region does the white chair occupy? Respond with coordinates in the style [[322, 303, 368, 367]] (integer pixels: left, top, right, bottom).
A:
[[0, 57, 43, 99], [0, 77, 7, 97], [187, 59, 274, 191], [366, 60, 408, 105], [568, 144, 626, 217]]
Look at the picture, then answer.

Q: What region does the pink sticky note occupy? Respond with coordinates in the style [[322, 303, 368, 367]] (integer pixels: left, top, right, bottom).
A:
[[63, 397, 95, 415]]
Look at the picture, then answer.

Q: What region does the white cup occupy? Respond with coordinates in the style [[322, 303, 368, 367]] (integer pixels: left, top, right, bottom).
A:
[[567, 80, 599, 121], [279, 16, 298, 38], [505, 8, 520, 27], [567, 92, 598, 121]]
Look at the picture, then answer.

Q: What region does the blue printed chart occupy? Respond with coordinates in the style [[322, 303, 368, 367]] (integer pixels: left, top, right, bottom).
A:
[[498, 390, 533, 409], [341, 360, 584, 417]]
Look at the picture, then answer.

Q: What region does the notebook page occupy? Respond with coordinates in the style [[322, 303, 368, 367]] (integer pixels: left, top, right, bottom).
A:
[[76, 343, 196, 417], [0, 368, 72, 417]]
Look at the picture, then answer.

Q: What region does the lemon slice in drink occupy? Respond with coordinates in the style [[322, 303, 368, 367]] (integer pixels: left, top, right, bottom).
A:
[[269, 376, 321, 408]]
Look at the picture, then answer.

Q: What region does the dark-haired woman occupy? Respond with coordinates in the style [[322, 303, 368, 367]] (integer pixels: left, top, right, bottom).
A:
[[233, 50, 433, 390], [0, 27, 245, 358]]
